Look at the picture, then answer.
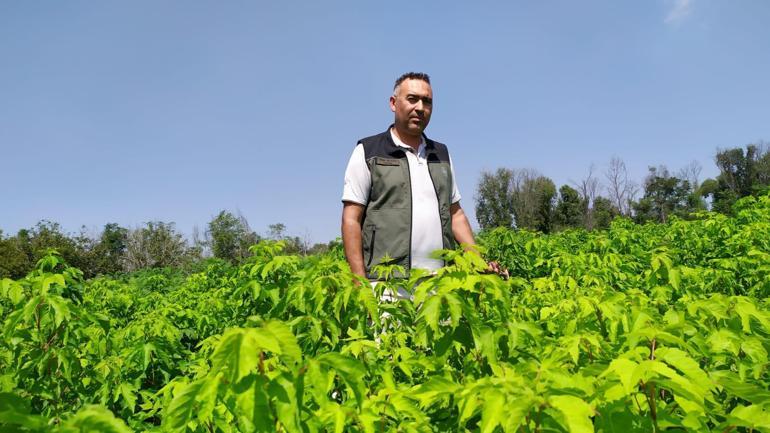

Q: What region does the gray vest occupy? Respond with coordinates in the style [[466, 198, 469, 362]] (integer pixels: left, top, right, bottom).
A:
[[359, 127, 455, 279]]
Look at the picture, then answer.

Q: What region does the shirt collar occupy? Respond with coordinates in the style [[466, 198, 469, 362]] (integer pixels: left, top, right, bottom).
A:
[[389, 127, 425, 154]]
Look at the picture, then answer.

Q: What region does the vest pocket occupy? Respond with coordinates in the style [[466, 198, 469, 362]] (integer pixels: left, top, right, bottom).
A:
[[369, 159, 409, 209]]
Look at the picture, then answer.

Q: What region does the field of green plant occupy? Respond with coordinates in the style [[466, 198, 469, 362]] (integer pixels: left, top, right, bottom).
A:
[[2, 195, 769, 432]]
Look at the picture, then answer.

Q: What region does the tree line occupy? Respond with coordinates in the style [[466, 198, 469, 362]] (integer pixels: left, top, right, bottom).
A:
[[2, 142, 767, 279], [476, 142, 770, 232], [0, 212, 334, 279]]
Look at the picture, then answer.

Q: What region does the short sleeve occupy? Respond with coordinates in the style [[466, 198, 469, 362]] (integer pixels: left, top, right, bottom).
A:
[[449, 153, 462, 204], [341, 143, 370, 205]]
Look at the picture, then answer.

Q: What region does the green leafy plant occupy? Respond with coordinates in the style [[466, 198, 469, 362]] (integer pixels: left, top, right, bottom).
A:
[[1, 194, 769, 432]]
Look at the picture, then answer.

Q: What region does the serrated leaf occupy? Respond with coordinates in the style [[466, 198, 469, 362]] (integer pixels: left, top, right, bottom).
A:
[[418, 295, 442, 334], [211, 327, 281, 383], [356, 281, 380, 329], [316, 352, 367, 406], [0, 279, 11, 297], [268, 373, 302, 433], [668, 268, 681, 290], [458, 393, 480, 424], [410, 376, 461, 407], [711, 371, 770, 404], [196, 375, 220, 425], [0, 392, 47, 429], [473, 326, 498, 366], [41, 274, 65, 293], [3, 280, 25, 305], [61, 405, 133, 433], [47, 296, 71, 328], [480, 390, 505, 433], [741, 337, 768, 365], [707, 329, 741, 355], [734, 297, 770, 333], [548, 395, 594, 433], [263, 320, 302, 366], [503, 395, 533, 432], [235, 374, 272, 433], [165, 378, 207, 431], [657, 348, 713, 396], [118, 382, 137, 412], [728, 405, 770, 432]]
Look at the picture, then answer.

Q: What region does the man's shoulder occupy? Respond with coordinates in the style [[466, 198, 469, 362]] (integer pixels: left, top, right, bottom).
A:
[[425, 137, 449, 151], [356, 128, 394, 160], [357, 129, 390, 146], [425, 137, 451, 163]]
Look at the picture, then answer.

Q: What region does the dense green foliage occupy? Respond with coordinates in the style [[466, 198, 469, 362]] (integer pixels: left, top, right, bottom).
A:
[[2, 195, 770, 432], [704, 144, 770, 214], [0, 215, 328, 280], [475, 143, 769, 233]]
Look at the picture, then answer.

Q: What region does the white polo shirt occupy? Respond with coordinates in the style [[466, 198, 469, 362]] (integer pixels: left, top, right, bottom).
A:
[[342, 129, 462, 272]]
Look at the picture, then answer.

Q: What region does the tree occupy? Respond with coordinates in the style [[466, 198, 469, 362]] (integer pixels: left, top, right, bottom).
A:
[[573, 165, 601, 230], [677, 160, 703, 191], [207, 211, 259, 263], [307, 239, 341, 256], [554, 185, 585, 230], [268, 223, 287, 240], [507, 169, 556, 233], [90, 223, 128, 276], [604, 157, 638, 216], [1, 222, 129, 278], [298, 228, 314, 256], [702, 143, 770, 213], [475, 168, 556, 233], [528, 176, 557, 233], [475, 168, 514, 230], [592, 196, 619, 230], [19, 221, 91, 273], [633, 166, 695, 223], [263, 223, 306, 255], [191, 224, 207, 258], [282, 236, 304, 255], [123, 222, 188, 271], [0, 230, 31, 278]]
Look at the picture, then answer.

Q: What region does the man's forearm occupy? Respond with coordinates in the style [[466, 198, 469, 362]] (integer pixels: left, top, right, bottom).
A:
[[341, 217, 366, 277], [450, 203, 476, 248]]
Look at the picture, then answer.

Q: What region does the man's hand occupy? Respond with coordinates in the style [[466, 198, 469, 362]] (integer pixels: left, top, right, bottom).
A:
[[450, 203, 509, 279], [486, 260, 510, 280]]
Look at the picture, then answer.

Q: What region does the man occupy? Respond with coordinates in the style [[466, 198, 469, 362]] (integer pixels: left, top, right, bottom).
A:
[[341, 72, 483, 283]]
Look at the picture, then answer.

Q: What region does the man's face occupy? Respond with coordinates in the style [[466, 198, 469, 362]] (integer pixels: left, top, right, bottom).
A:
[[390, 79, 433, 137]]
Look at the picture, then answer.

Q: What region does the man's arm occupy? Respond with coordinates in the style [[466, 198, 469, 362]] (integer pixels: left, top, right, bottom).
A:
[[450, 202, 475, 248], [341, 201, 366, 277]]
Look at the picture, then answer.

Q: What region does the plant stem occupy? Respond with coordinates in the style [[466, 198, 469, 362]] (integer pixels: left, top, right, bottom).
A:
[[641, 380, 659, 433]]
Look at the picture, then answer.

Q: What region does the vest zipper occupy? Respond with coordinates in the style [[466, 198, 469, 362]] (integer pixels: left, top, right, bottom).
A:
[[404, 157, 413, 274], [366, 227, 376, 268]]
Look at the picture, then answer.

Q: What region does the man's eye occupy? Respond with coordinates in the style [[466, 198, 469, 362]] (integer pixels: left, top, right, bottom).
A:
[[407, 97, 418, 103]]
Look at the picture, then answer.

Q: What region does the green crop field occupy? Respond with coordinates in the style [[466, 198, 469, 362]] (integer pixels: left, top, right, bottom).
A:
[[2, 195, 769, 432]]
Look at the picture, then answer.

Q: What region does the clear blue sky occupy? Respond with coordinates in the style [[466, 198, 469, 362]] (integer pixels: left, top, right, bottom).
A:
[[2, 1, 769, 244]]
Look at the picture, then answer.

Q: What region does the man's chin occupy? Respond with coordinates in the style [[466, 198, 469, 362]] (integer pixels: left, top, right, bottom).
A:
[[394, 122, 426, 137], [407, 124, 426, 135]]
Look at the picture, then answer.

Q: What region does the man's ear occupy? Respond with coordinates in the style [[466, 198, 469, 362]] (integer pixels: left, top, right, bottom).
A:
[[389, 95, 396, 113]]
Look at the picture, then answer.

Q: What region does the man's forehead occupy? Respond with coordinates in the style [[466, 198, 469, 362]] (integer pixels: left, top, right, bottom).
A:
[[398, 79, 432, 95]]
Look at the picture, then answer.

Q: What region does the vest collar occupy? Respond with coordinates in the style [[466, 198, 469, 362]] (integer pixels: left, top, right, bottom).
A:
[[384, 125, 436, 158]]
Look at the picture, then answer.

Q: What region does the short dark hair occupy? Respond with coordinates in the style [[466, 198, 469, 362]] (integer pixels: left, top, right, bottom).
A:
[[394, 72, 430, 91]]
